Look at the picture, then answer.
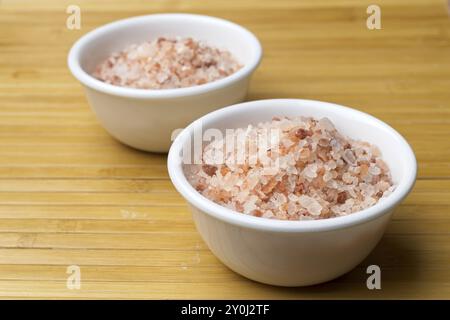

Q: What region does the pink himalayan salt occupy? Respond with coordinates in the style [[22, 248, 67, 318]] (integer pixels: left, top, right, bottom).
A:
[[92, 37, 242, 90], [185, 116, 395, 221]]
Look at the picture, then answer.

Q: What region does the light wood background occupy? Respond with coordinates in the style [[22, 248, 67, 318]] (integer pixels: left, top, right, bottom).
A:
[[0, 0, 449, 299]]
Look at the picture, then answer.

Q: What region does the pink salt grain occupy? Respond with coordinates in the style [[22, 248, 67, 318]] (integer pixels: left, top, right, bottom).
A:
[[184, 116, 395, 221], [92, 37, 242, 90]]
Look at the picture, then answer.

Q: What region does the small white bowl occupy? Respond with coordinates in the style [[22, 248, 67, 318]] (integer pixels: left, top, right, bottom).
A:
[[168, 99, 417, 286], [68, 14, 262, 152]]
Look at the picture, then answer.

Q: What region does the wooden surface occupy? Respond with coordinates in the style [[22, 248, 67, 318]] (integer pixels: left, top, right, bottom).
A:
[[0, 0, 449, 299]]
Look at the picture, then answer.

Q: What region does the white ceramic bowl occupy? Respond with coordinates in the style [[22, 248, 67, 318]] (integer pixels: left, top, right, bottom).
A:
[[168, 99, 417, 286], [68, 14, 262, 152]]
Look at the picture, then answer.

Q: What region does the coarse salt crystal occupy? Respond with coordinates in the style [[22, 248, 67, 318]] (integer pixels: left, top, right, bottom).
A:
[[318, 117, 335, 131], [323, 171, 333, 182], [303, 163, 318, 180], [369, 165, 381, 176], [343, 149, 357, 166], [298, 195, 322, 216]]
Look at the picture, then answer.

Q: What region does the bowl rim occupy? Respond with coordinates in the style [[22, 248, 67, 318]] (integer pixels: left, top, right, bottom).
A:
[[67, 13, 262, 99], [168, 99, 417, 232]]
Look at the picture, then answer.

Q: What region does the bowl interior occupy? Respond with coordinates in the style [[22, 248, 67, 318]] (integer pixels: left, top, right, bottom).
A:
[[77, 14, 260, 75], [180, 99, 416, 191]]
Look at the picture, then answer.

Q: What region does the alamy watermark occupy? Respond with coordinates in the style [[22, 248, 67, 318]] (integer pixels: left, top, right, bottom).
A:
[[66, 265, 81, 290], [176, 122, 281, 173], [366, 4, 381, 30], [66, 5, 81, 30], [366, 264, 381, 290]]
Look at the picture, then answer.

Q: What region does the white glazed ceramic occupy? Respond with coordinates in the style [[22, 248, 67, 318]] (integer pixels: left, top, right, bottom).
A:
[[168, 99, 417, 286], [68, 14, 262, 152]]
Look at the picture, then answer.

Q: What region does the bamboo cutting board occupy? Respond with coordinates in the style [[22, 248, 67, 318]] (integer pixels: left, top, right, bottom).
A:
[[0, 0, 449, 299]]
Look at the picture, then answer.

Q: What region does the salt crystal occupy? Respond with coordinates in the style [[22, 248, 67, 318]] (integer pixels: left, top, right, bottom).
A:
[[303, 163, 318, 180], [243, 195, 258, 214], [271, 193, 288, 207], [323, 171, 333, 182], [298, 195, 322, 216], [262, 210, 274, 218], [342, 172, 355, 184], [318, 117, 335, 132], [368, 165, 381, 176], [287, 202, 298, 215], [343, 149, 357, 166]]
